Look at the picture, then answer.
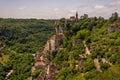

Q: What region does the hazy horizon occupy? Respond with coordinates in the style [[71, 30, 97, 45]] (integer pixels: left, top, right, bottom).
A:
[[0, 0, 120, 19]]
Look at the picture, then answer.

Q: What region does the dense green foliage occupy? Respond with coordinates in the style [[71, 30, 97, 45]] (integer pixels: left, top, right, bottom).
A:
[[0, 19, 55, 53], [0, 19, 55, 79], [50, 12, 120, 80], [0, 12, 120, 80], [0, 48, 34, 79]]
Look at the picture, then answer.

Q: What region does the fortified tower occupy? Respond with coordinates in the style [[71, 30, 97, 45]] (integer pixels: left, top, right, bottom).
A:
[[76, 12, 78, 22], [69, 12, 79, 23]]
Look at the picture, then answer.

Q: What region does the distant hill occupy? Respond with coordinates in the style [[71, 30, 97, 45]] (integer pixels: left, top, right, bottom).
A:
[[44, 12, 120, 80]]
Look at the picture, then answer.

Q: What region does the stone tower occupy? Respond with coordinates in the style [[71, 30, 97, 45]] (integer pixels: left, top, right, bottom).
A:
[[76, 12, 78, 22]]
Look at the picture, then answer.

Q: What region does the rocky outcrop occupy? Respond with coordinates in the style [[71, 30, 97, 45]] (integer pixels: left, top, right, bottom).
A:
[[32, 19, 66, 80], [44, 34, 64, 52], [32, 33, 64, 79], [101, 58, 112, 66], [37, 62, 58, 80], [5, 70, 13, 79], [108, 23, 120, 33], [83, 41, 91, 55], [94, 59, 102, 72]]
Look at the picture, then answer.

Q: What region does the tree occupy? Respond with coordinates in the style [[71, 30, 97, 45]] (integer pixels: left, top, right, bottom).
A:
[[83, 58, 95, 72], [76, 29, 90, 39]]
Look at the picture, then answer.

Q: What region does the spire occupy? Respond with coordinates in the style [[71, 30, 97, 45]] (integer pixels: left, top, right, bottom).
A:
[[76, 12, 78, 22]]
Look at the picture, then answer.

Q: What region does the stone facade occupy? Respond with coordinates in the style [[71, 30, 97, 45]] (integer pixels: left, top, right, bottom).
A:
[[69, 12, 78, 23]]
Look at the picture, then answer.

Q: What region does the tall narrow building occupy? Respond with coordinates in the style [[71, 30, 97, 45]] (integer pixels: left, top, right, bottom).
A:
[[76, 12, 78, 22]]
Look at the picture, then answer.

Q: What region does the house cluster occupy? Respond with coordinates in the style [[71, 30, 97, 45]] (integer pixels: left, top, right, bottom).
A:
[[69, 12, 89, 22], [69, 12, 78, 23]]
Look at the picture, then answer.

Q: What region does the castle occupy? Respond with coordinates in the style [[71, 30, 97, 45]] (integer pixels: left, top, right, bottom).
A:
[[69, 12, 78, 22]]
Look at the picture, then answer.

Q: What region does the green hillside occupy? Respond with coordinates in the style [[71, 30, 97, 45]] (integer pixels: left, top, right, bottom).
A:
[[48, 12, 120, 80], [0, 12, 120, 80], [0, 19, 55, 79], [0, 19, 55, 53]]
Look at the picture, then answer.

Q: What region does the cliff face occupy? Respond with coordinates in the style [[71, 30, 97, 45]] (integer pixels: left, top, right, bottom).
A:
[[108, 23, 120, 33], [32, 19, 66, 80], [44, 34, 64, 52]]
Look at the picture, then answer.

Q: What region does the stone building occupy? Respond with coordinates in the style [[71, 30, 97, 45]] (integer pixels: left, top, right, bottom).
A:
[[80, 14, 88, 19], [69, 12, 78, 23]]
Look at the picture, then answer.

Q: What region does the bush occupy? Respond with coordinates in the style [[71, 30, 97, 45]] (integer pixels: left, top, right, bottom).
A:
[[76, 29, 90, 39], [83, 58, 95, 72]]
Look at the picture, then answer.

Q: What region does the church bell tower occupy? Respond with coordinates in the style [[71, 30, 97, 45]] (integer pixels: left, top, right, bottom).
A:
[[76, 12, 78, 22]]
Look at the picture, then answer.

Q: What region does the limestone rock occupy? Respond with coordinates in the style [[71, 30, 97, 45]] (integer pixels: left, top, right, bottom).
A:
[[108, 23, 120, 33]]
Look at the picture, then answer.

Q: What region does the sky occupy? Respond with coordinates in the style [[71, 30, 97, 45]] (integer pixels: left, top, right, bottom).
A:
[[0, 0, 120, 19]]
